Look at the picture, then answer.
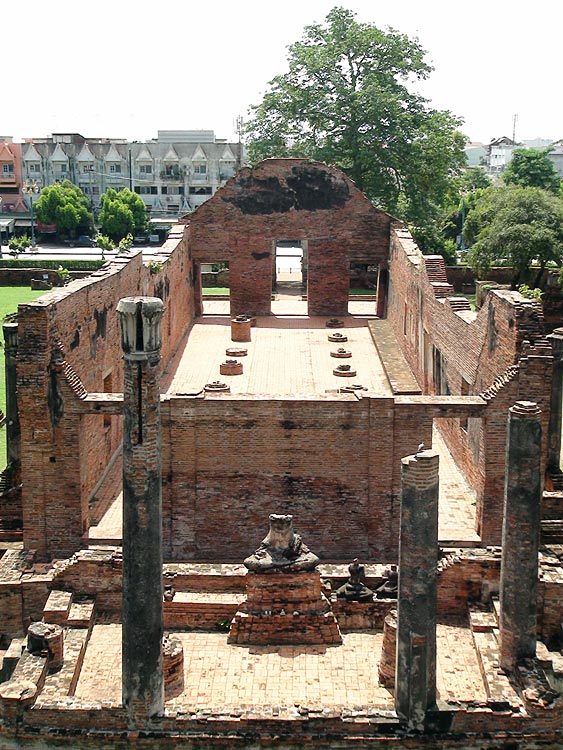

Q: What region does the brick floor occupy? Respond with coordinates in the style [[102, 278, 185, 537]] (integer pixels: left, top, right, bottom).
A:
[[164, 314, 391, 397], [73, 622, 490, 710]]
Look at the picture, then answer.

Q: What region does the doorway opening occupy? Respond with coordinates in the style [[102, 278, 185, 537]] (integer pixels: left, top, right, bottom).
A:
[[348, 262, 377, 313], [273, 240, 305, 299], [199, 261, 230, 312]]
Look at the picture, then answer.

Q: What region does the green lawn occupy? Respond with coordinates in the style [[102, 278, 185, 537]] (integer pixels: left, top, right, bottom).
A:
[[202, 287, 230, 295], [1, 287, 47, 469]]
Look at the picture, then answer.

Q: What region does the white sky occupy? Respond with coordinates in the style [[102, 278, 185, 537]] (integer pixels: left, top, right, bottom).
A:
[[5, 0, 561, 146]]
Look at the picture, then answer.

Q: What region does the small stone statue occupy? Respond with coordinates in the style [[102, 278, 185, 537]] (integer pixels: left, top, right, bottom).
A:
[[244, 514, 319, 572], [163, 584, 175, 602], [336, 558, 374, 602], [375, 564, 398, 599]]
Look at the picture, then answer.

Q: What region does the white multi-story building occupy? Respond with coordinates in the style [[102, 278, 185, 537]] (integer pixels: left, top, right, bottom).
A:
[[20, 130, 244, 217]]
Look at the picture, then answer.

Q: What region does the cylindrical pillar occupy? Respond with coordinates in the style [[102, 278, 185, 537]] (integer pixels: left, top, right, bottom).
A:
[[117, 297, 165, 724], [395, 448, 439, 731], [547, 329, 563, 472], [499, 401, 542, 672], [230, 316, 251, 342], [2, 322, 20, 476]]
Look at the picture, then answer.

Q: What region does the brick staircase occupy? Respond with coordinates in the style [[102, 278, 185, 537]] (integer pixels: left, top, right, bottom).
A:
[[423, 255, 455, 298]]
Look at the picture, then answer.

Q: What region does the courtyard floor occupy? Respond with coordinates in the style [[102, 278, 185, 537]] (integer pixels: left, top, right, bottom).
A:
[[74, 620, 494, 711]]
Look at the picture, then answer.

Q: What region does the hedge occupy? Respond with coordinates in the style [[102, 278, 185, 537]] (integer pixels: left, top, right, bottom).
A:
[[0, 259, 106, 271]]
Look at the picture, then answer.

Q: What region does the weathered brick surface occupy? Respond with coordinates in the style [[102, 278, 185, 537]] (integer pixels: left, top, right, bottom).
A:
[[161, 395, 425, 562], [188, 159, 392, 317], [387, 226, 552, 544], [16, 236, 195, 560]]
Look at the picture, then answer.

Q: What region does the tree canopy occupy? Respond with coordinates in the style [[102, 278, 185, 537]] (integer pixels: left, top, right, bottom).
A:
[[464, 186, 563, 287], [34, 180, 93, 239], [503, 148, 561, 193], [98, 188, 148, 241], [245, 7, 466, 239]]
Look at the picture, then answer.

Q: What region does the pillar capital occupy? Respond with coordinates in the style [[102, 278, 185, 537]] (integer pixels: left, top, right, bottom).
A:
[[117, 297, 164, 360], [548, 328, 563, 361], [2, 321, 18, 357], [509, 400, 541, 420]]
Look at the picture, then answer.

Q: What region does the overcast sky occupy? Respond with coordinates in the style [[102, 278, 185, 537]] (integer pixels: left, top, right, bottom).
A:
[[4, 0, 561, 146]]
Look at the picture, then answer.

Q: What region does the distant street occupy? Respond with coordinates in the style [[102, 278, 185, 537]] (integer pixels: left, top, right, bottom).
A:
[[0, 243, 159, 262]]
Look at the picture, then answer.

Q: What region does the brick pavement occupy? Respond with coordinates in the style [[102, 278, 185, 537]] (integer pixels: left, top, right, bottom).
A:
[[74, 622, 490, 709], [164, 314, 391, 397]]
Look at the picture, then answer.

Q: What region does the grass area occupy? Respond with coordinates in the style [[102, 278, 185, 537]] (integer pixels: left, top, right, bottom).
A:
[[349, 288, 377, 296], [1, 287, 47, 469], [454, 293, 476, 311], [202, 287, 230, 295]]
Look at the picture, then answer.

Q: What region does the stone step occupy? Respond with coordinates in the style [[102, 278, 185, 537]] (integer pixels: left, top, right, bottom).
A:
[[43, 590, 73, 625], [0, 637, 25, 682], [471, 629, 522, 711], [67, 599, 96, 629], [541, 519, 563, 543]]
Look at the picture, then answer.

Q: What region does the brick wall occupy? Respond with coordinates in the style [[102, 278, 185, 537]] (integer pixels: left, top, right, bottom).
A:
[[17, 233, 196, 560], [188, 159, 392, 317], [387, 227, 552, 544], [160, 394, 429, 563]]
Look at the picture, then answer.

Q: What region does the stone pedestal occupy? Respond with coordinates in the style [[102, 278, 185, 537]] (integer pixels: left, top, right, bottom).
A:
[[229, 514, 342, 645], [229, 570, 341, 645], [163, 635, 184, 698], [379, 609, 397, 687], [220, 359, 243, 375], [231, 316, 251, 342], [500, 401, 542, 672], [27, 621, 64, 671]]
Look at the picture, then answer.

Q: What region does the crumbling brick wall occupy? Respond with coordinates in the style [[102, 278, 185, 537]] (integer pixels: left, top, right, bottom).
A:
[[16, 233, 195, 560], [387, 227, 552, 544], [160, 394, 431, 562], [188, 159, 393, 317]]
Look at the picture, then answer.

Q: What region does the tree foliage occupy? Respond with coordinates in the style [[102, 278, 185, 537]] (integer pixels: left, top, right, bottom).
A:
[[503, 148, 561, 193], [98, 188, 147, 241], [464, 186, 563, 286], [245, 7, 466, 239], [34, 180, 93, 239]]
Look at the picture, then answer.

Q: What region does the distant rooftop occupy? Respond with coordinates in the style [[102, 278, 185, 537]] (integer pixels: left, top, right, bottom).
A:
[[157, 130, 217, 143]]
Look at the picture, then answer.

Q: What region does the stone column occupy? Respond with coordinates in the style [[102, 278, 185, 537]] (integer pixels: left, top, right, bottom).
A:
[[2, 322, 20, 478], [117, 297, 165, 723], [547, 328, 563, 472], [499, 401, 542, 672], [396, 448, 439, 731]]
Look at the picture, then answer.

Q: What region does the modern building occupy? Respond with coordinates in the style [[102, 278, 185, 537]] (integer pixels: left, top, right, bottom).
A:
[[17, 130, 243, 218]]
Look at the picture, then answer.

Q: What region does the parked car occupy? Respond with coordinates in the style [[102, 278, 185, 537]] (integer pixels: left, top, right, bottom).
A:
[[66, 235, 97, 248]]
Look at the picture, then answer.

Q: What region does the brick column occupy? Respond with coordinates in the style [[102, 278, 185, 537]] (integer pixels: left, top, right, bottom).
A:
[[499, 401, 542, 672], [2, 322, 20, 479], [117, 297, 165, 724], [547, 328, 563, 472], [396, 448, 439, 731]]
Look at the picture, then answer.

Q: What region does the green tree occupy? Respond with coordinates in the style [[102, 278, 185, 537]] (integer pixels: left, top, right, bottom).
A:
[[245, 7, 466, 241], [34, 180, 93, 239], [98, 188, 148, 241], [503, 148, 561, 193], [464, 186, 563, 287]]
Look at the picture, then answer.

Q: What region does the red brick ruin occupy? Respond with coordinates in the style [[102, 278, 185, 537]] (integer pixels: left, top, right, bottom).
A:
[[1, 159, 563, 747]]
